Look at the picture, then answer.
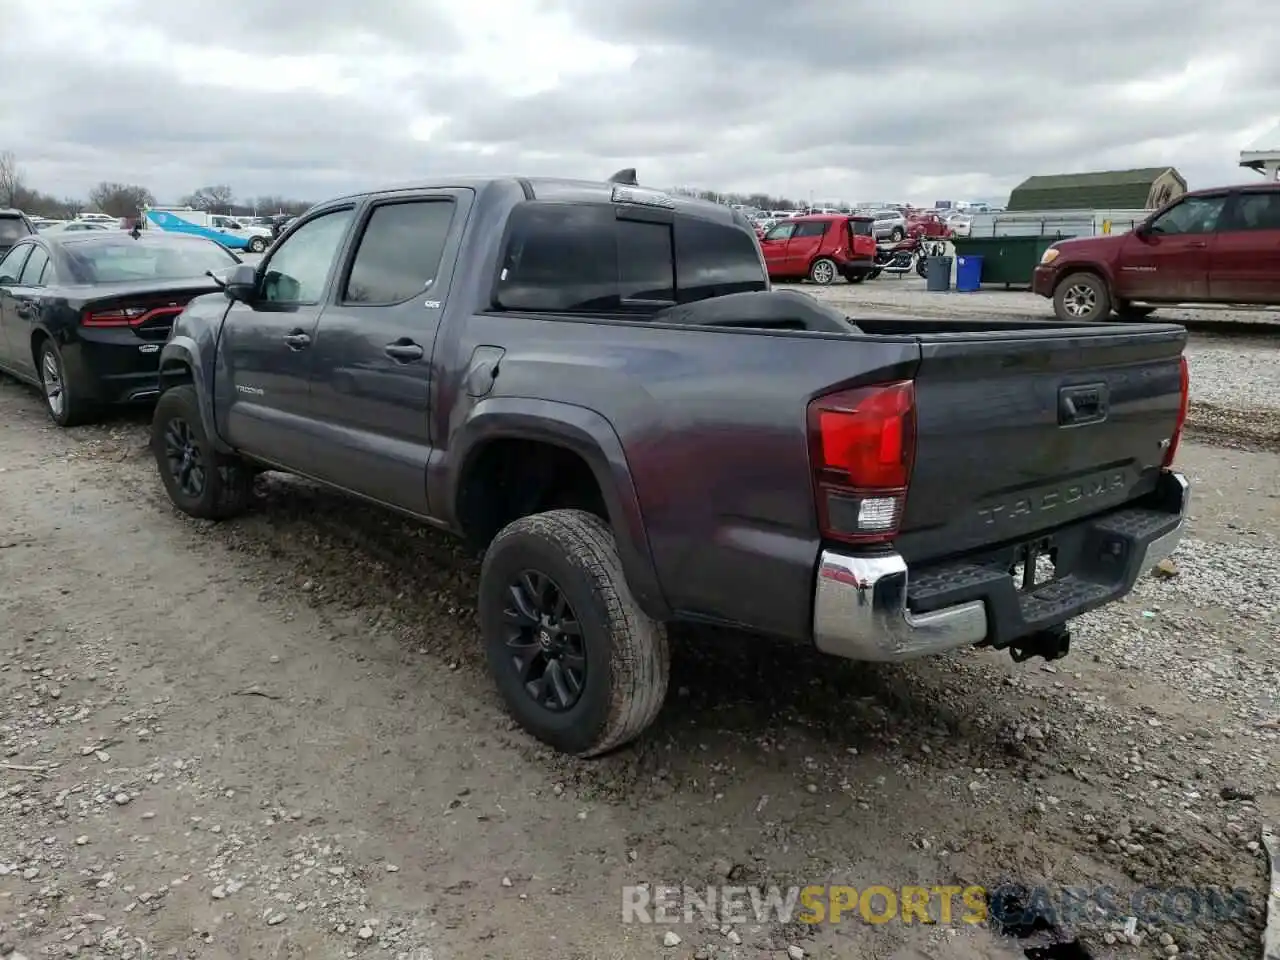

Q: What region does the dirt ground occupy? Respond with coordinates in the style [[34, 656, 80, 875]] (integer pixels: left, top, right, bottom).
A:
[[2, 332, 1279, 959]]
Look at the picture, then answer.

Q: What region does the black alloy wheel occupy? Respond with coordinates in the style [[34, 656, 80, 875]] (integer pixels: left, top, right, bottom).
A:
[[502, 569, 587, 712], [162, 416, 207, 500]]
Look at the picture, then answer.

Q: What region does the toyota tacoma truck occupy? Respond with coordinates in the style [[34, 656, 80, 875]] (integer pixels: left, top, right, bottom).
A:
[[149, 171, 1192, 758]]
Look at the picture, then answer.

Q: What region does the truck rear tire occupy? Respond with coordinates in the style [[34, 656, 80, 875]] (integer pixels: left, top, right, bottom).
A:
[[478, 509, 669, 758], [1053, 272, 1110, 322], [151, 385, 254, 520]]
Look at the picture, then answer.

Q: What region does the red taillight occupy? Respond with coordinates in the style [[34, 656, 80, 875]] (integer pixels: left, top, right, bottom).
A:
[[1163, 355, 1190, 468], [807, 381, 916, 545], [82, 305, 185, 327]]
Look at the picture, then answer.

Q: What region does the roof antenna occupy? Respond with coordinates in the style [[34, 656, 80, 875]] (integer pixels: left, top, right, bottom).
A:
[[608, 168, 638, 185]]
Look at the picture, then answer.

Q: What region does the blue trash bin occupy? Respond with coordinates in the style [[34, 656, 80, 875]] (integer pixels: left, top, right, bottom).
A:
[[956, 255, 983, 292]]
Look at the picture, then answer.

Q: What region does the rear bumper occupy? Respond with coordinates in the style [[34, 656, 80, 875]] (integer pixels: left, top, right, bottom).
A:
[[69, 333, 164, 403], [836, 256, 875, 274], [812, 470, 1189, 662]]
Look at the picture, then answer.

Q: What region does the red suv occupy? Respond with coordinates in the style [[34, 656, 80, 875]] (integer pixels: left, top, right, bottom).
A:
[[1033, 183, 1280, 321], [759, 214, 877, 284], [906, 211, 952, 239]]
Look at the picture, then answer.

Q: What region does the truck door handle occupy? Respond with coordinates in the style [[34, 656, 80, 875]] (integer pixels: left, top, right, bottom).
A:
[[282, 331, 311, 350], [1187, 240, 1207, 248], [384, 340, 424, 362]]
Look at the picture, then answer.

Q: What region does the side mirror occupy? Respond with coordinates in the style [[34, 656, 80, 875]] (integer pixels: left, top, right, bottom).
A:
[[1134, 222, 1152, 239], [224, 263, 259, 304]]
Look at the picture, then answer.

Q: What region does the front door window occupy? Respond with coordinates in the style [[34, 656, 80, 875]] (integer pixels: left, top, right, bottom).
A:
[[260, 209, 355, 305], [1149, 196, 1226, 236]]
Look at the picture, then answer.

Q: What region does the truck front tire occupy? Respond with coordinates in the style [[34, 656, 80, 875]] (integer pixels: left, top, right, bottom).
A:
[[478, 509, 669, 758], [1053, 272, 1110, 322], [151, 385, 254, 520]]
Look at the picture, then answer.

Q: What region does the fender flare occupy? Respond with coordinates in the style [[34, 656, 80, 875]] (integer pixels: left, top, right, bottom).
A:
[[157, 336, 232, 453], [435, 397, 671, 621]]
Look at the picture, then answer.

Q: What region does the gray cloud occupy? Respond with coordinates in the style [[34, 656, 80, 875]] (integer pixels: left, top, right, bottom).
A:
[[2, 0, 1276, 205], [115, 0, 461, 55]]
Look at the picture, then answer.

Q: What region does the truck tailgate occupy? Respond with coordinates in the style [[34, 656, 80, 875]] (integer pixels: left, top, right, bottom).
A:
[[894, 324, 1188, 564]]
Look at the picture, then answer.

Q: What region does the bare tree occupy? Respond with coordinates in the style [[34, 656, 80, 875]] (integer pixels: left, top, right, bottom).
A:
[[0, 151, 23, 208], [182, 185, 235, 212], [88, 182, 156, 219]]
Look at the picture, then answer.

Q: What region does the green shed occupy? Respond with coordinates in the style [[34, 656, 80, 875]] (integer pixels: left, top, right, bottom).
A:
[[1006, 167, 1187, 212]]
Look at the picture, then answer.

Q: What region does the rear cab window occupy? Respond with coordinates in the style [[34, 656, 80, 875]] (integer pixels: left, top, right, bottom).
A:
[[493, 201, 766, 315]]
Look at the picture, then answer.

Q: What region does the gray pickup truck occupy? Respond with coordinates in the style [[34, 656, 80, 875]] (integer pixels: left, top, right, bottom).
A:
[[150, 173, 1191, 757]]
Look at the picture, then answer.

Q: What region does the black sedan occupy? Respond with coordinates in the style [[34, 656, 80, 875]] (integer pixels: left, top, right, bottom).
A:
[[0, 231, 240, 426]]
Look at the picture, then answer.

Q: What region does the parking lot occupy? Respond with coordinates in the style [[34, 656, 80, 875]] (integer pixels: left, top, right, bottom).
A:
[[1, 282, 1278, 960]]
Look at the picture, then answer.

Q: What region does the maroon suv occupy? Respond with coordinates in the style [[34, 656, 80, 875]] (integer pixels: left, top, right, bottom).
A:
[[1033, 183, 1280, 321]]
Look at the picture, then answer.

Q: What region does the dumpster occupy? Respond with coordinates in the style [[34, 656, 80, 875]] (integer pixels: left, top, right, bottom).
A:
[[925, 255, 953, 292], [956, 255, 983, 292], [951, 236, 1061, 287]]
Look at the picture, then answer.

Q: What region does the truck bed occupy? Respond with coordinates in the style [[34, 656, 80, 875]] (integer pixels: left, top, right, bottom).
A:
[[612, 293, 1188, 641]]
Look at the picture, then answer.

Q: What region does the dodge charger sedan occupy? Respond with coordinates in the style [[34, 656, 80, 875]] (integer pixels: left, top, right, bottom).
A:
[[0, 231, 239, 426]]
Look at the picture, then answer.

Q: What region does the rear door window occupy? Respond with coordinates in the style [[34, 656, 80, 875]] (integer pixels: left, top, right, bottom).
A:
[[0, 243, 31, 282], [18, 247, 49, 285], [343, 199, 456, 304], [792, 221, 829, 239], [1230, 192, 1280, 231]]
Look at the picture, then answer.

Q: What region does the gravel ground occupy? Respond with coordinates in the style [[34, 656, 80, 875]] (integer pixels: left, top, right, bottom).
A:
[[2, 341, 1279, 959], [806, 280, 1280, 451]]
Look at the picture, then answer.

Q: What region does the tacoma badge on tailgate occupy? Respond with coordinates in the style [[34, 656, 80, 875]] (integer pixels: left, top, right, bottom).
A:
[[977, 470, 1127, 526]]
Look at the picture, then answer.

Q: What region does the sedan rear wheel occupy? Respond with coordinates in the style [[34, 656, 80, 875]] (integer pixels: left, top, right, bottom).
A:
[[37, 340, 98, 427], [808, 258, 837, 285]]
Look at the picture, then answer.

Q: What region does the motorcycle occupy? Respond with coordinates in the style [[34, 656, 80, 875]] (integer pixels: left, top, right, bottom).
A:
[[871, 236, 949, 279]]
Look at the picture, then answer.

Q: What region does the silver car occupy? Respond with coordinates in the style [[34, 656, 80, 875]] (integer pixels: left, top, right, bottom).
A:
[[872, 209, 907, 242]]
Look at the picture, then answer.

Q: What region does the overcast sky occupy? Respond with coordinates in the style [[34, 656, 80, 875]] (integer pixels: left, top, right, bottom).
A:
[[3, 0, 1277, 207]]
